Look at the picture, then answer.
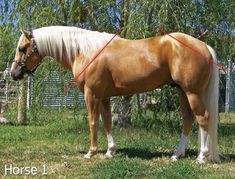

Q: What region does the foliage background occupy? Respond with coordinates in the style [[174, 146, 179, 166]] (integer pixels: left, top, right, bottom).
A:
[[0, 0, 234, 131]]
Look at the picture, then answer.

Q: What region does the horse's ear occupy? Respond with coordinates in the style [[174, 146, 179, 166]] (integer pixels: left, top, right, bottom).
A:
[[20, 29, 32, 40]]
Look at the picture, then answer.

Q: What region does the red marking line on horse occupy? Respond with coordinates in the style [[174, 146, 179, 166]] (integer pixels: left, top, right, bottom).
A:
[[64, 26, 124, 94], [159, 28, 227, 73]]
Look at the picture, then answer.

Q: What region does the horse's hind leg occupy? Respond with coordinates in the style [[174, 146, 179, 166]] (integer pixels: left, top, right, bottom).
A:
[[186, 92, 210, 163], [171, 88, 194, 161], [100, 98, 116, 158], [186, 93, 209, 130]]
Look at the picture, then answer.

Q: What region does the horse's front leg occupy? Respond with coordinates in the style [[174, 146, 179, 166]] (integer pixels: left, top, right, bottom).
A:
[[100, 98, 116, 158], [84, 86, 101, 159]]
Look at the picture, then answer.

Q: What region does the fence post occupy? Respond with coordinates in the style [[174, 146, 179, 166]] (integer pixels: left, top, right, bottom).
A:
[[225, 59, 232, 112], [18, 79, 27, 124], [3, 64, 10, 104], [27, 75, 33, 109]]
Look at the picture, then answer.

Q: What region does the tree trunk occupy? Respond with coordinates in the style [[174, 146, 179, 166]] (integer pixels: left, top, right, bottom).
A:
[[116, 0, 132, 128], [17, 79, 27, 124], [118, 96, 132, 128]]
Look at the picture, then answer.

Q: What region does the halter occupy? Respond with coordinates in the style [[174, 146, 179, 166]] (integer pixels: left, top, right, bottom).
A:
[[13, 34, 41, 75]]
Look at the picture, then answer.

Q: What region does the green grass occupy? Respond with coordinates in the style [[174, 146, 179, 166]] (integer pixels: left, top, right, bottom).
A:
[[0, 112, 234, 178]]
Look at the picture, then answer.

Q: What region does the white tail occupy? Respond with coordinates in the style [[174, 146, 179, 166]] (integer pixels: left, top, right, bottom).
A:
[[204, 45, 220, 163]]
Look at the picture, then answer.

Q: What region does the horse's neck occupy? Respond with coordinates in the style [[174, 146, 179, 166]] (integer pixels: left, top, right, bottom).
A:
[[33, 26, 117, 70], [34, 35, 74, 69], [39, 41, 73, 69]]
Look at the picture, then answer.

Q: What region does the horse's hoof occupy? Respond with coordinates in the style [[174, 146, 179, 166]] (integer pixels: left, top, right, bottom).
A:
[[196, 152, 209, 164], [171, 151, 185, 161], [104, 152, 114, 159], [102, 154, 113, 159], [102, 147, 116, 159], [171, 155, 178, 162], [196, 157, 206, 164], [84, 151, 96, 159], [84, 153, 91, 159]]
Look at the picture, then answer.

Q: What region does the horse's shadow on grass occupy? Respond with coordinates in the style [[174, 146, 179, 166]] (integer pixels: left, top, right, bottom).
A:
[[116, 148, 198, 160], [221, 154, 235, 162], [116, 148, 235, 162]]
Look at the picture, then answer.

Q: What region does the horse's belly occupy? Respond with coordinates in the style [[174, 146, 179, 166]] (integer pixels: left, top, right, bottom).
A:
[[107, 67, 172, 96]]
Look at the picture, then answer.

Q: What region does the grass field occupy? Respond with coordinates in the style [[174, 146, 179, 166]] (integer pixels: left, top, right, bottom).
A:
[[0, 111, 234, 178]]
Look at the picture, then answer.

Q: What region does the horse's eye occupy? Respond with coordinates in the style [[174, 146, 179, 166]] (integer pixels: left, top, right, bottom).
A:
[[19, 46, 27, 53]]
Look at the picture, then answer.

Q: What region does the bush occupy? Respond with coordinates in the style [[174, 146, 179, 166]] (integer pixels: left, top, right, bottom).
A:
[[129, 86, 182, 133]]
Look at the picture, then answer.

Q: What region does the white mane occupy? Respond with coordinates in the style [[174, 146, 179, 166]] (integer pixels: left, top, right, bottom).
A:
[[32, 26, 118, 62]]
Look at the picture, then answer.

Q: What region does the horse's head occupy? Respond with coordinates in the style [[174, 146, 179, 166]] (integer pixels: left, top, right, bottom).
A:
[[10, 29, 42, 81]]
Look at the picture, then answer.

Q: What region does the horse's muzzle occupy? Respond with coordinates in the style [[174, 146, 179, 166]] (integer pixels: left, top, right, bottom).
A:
[[11, 68, 25, 81]]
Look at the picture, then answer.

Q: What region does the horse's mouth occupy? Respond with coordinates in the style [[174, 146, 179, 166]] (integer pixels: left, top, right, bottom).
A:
[[11, 69, 25, 81]]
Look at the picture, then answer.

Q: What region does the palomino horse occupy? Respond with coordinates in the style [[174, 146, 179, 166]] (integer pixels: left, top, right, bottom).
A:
[[10, 26, 220, 163]]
